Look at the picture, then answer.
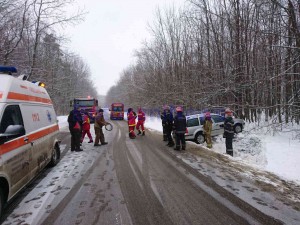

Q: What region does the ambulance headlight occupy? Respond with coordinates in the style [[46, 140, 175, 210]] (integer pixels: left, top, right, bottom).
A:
[[32, 81, 46, 88], [39, 82, 46, 88]]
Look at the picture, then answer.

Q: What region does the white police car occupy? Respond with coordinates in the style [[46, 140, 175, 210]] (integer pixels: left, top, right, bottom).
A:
[[185, 113, 245, 144]]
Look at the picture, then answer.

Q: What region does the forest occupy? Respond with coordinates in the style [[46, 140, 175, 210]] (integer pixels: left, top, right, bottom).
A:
[[0, 0, 98, 115], [106, 0, 300, 124], [1, 0, 299, 124]]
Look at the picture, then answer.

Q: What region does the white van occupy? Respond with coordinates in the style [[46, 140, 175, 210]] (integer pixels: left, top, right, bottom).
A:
[[0, 66, 60, 218]]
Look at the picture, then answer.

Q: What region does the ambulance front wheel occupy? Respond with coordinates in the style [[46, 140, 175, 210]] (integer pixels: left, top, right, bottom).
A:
[[49, 144, 60, 167]]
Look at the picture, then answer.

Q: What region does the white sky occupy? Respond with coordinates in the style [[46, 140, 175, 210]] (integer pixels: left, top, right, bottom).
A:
[[64, 0, 186, 96]]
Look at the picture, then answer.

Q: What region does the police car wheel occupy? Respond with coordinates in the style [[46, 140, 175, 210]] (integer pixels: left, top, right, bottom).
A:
[[234, 124, 242, 133], [195, 133, 205, 144]]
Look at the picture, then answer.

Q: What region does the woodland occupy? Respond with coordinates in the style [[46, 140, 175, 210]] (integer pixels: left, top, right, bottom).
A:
[[106, 0, 300, 124], [1, 0, 299, 124]]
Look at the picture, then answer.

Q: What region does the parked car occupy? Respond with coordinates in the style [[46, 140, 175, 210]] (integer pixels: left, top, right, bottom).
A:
[[185, 113, 245, 144]]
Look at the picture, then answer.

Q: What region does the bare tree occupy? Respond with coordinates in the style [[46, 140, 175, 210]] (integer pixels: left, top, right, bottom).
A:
[[26, 0, 84, 79], [107, 0, 300, 125]]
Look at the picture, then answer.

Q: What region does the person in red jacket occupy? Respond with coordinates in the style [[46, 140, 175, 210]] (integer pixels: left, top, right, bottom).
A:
[[81, 112, 93, 143], [127, 108, 136, 139], [136, 107, 146, 135]]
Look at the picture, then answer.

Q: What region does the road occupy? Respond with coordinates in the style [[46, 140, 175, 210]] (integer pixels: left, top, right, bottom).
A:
[[2, 119, 300, 225]]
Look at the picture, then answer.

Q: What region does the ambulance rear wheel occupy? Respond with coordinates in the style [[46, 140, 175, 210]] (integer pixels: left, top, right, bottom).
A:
[[49, 145, 60, 167], [0, 188, 4, 219]]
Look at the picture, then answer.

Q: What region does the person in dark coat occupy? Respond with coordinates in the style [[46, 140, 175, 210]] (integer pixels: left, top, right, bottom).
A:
[[224, 108, 234, 156], [173, 106, 187, 150], [163, 105, 175, 147], [161, 106, 167, 141], [68, 105, 83, 152]]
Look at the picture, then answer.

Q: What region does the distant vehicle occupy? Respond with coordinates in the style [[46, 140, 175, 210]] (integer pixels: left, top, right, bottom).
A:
[[110, 103, 124, 120], [0, 66, 60, 219], [185, 113, 245, 144], [70, 97, 98, 123]]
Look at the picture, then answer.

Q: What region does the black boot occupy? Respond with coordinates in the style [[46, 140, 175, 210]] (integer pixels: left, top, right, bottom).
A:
[[168, 142, 175, 147], [174, 146, 180, 151], [226, 149, 233, 156], [137, 130, 141, 135], [142, 131, 145, 136], [182, 146, 186, 150]]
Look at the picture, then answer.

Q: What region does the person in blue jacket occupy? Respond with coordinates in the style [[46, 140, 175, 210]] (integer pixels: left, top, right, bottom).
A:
[[173, 106, 187, 150], [162, 105, 175, 147], [223, 108, 234, 156], [68, 105, 83, 152], [161, 106, 168, 141]]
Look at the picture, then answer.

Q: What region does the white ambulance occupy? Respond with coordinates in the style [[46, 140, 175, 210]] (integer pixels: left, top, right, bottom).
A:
[[0, 66, 60, 218]]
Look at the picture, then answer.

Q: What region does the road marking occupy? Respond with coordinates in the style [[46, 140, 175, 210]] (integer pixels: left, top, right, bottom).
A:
[[125, 139, 142, 172], [118, 129, 121, 141]]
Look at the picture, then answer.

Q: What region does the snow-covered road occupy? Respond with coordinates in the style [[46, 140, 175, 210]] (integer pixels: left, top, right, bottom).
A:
[[1, 115, 300, 225]]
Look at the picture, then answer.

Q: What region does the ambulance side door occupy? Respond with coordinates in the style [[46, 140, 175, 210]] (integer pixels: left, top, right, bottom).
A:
[[0, 105, 31, 195], [20, 104, 50, 177]]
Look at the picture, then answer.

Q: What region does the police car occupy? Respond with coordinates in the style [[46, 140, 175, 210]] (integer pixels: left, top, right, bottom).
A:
[[0, 66, 61, 218], [185, 113, 245, 144]]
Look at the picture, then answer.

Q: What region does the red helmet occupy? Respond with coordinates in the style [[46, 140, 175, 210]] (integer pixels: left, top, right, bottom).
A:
[[225, 108, 232, 116], [205, 112, 211, 117]]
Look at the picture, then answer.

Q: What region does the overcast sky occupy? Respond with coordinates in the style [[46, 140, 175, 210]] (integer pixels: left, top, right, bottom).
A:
[[64, 0, 186, 96]]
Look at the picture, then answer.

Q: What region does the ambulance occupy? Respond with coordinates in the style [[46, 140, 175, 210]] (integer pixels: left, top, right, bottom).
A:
[[0, 66, 60, 218]]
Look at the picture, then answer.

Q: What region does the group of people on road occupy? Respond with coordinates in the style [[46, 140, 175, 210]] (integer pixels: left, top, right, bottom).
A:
[[161, 105, 187, 151], [68, 104, 235, 156], [126, 105, 187, 151], [67, 106, 109, 152], [127, 107, 146, 139]]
